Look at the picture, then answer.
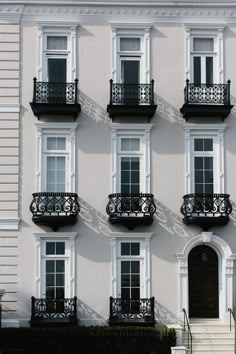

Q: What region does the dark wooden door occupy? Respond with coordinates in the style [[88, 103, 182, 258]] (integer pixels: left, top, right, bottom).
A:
[[188, 245, 219, 318]]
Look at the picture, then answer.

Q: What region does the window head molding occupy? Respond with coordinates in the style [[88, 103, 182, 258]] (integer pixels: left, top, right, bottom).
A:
[[184, 24, 224, 83], [34, 122, 78, 193], [110, 24, 151, 83], [110, 123, 152, 194], [184, 123, 226, 194], [33, 232, 78, 298], [110, 232, 153, 298]]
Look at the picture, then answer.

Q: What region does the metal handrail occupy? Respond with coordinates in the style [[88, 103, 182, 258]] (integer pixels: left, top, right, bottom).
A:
[[228, 307, 235, 331], [183, 308, 192, 354]]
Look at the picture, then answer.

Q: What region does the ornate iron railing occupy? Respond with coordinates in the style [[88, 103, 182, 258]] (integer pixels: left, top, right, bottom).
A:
[[109, 79, 155, 105], [31, 296, 77, 322], [180, 193, 232, 217], [184, 79, 231, 105], [109, 297, 155, 324], [106, 193, 156, 217], [30, 192, 80, 217], [32, 77, 78, 104]]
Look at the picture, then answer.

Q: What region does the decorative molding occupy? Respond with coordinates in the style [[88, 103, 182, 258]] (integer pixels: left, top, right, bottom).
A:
[[0, 218, 20, 230]]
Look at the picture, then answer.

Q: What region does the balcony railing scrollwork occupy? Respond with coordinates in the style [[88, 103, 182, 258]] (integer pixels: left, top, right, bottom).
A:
[[180, 193, 232, 230], [107, 79, 157, 120], [180, 79, 233, 121], [29, 192, 80, 231], [109, 296, 155, 327], [106, 193, 156, 230], [30, 296, 78, 327], [30, 77, 81, 119]]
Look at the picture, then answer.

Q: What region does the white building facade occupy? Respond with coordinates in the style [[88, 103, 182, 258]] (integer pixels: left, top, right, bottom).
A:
[[0, 0, 236, 334]]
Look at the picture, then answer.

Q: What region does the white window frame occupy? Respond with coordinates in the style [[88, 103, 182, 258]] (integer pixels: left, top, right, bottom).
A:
[[110, 123, 152, 194], [184, 25, 224, 83], [34, 122, 78, 193], [110, 232, 153, 298], [33, 232, 77, 298], [110, 24, 151, 83], [37, 23, 78, 82], [184, 124, 226, 194]]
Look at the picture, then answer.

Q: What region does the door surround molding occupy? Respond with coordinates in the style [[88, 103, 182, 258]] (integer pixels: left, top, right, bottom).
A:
[[176, 232, 236, 320]]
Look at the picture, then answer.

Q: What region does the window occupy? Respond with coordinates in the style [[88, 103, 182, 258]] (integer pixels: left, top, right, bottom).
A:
[[111, 25, 151, 83], [110, 233, 153, 299], [185, 26, 224, 84], [34, 122, 78, 193], [111, 123, 152, 194], [37, 25, 77, 82], [34, 232, 77, 298], [184, 124, 226, 195]]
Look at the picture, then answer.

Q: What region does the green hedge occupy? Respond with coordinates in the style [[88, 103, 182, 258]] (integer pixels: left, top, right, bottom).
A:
[[0, 326, 176, 354]]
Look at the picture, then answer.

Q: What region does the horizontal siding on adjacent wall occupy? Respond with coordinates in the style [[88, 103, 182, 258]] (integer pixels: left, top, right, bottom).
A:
[[0, 236, 18, 316], [0, 24, 20, 223]]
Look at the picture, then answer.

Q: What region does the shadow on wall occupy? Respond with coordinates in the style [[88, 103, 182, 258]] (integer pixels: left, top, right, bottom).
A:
[[155, 93, 185, 126], [78, 298, 107, 326], [79, 90, 110, 124], [155, 300, 182, 326]]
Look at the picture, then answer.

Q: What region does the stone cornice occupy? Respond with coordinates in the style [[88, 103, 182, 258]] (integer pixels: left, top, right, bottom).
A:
[[1, 3, 236, 23]]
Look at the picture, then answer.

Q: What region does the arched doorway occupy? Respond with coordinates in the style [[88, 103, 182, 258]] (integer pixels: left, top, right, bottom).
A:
[[188, 245, 219, 318]]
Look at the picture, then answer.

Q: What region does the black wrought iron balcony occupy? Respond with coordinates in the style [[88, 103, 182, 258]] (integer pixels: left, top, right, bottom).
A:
[[107, 79, 157, 121], [30, 77, 81, 119], [29, 192, 80, 231], [109, 296, 155, 327], [180, 193, 232, 230], [30, 296, 77, 327], [180, 79, 233, 121], [106, 193, 156, 230]]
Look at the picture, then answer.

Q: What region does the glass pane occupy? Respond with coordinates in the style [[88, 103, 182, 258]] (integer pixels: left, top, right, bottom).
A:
[[121, 158, 130, 170], [56, 260, 65, 273], [47, 137, 56, 150], [121, 243, 130, 256], [121, 274, 130, 287], [121, 261, 130, 274], [46, 260, 55, 273], [120, 38, 140, 51], [195, 171, 203, 183], [131, 158, 139, 170], [56, 243, 65, 255], [46, 242, 55, 255], [121, 138, 130, 151], [206, 57, 213, 84], [193, 38, 214, 52], [131, 243, 140, 256], [57, 138, 66, 150], [48, 58, 66, 83], [195, 184, 204, 194], [131, 260, 140, 273], [131, 171, 139, 184], [47, 156, 56, 169], [194, 139, 204, 151], [121, 288, 130, 299], [131, 275, 140, 287], [56, 288, 64, 299], [56, 274, 64, 287], [195, 157, 203, 169], [122, 61, 140, 84], [47, 170, 55, 184], [205, 184, 214, 194], [46, 288, 54, 299], [131, 139, 140, 151], [121, 171, 129, 184], [194, 57, 201, 85], [46, 274, 55, 287], [131, 288, 140, 299], [47, 36, 67, 50], [121, 184, 129, 193], [204, 139, 213, 151], [57, 156, 65, 170], [131, 185, 139, 193], [204, 157, 213, 169], [205, 171, 214, 184]]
